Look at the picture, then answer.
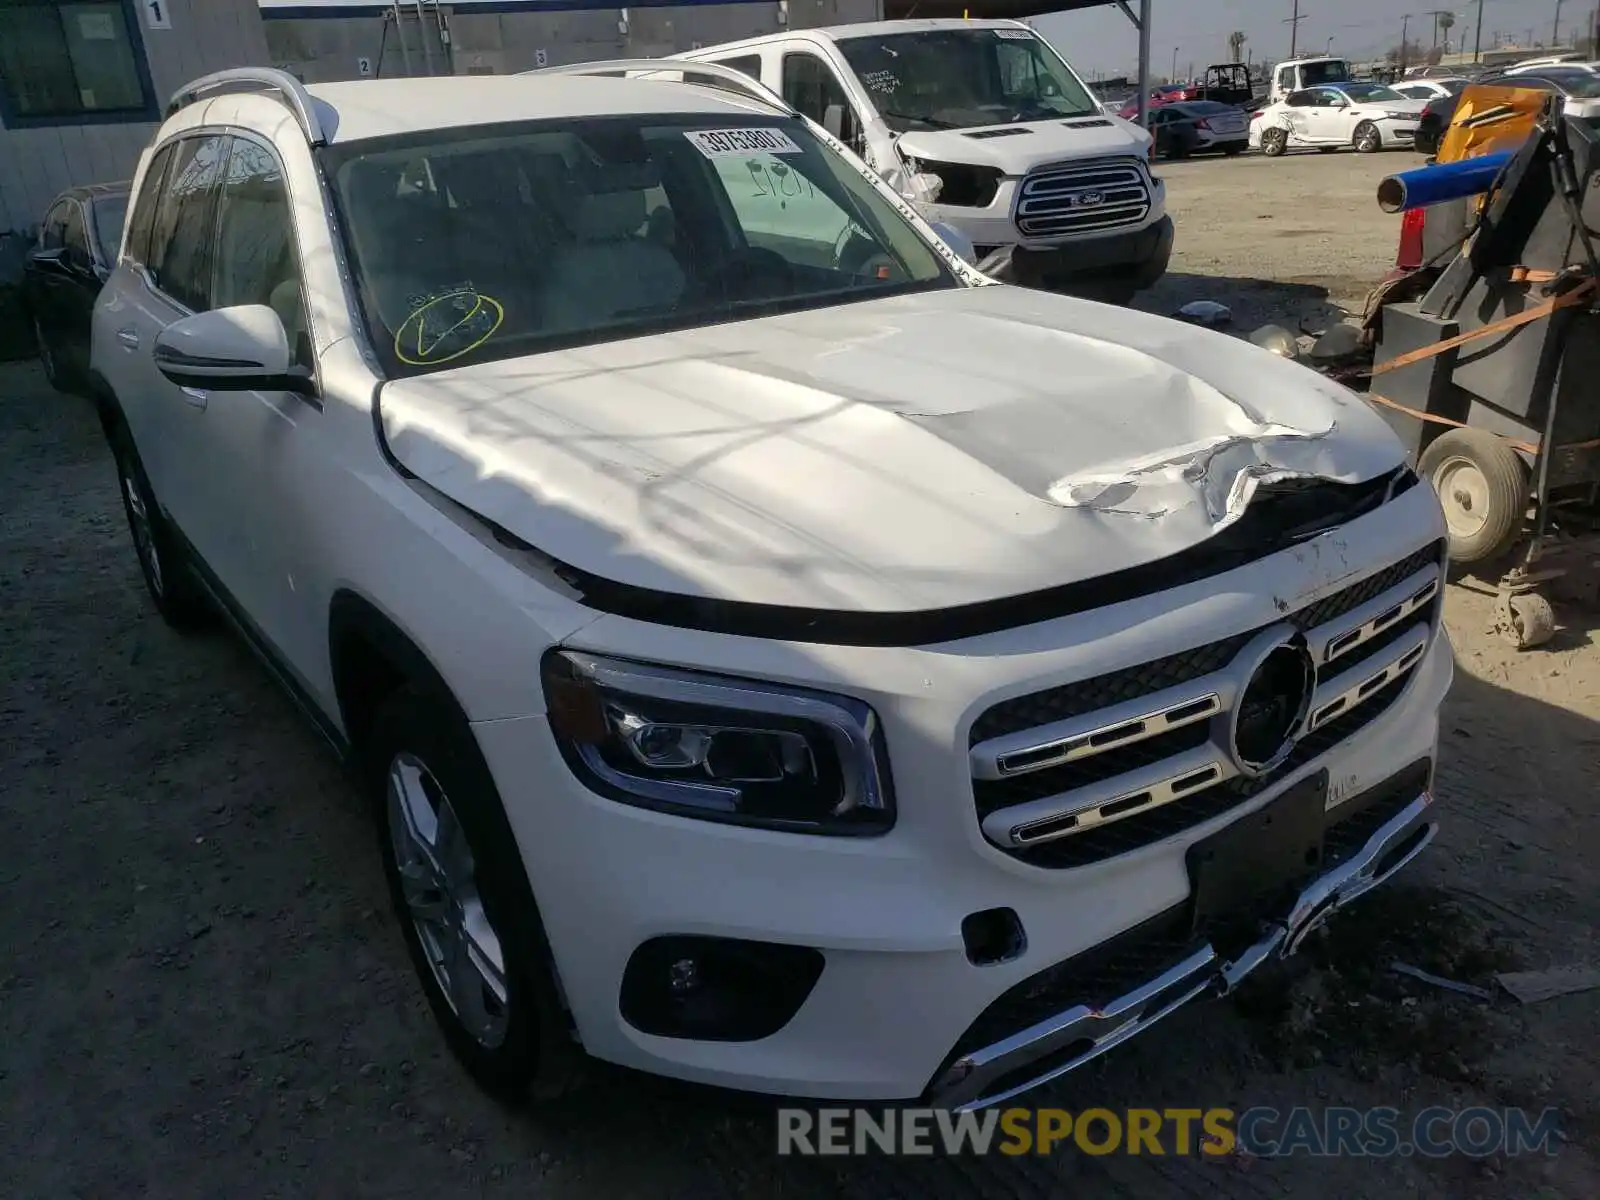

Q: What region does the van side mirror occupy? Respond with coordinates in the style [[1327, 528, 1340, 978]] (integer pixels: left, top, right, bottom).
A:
[[153, 305, 315, 396]]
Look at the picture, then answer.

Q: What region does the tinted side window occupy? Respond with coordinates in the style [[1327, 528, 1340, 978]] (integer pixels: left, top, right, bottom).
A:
[[782, 53, 859, 143], [213, 139, 310, 363], [126, 145, 175, 266], [40, 202, 69, 249], [62, 204, 90, 267], [148, 135, 230, 312]]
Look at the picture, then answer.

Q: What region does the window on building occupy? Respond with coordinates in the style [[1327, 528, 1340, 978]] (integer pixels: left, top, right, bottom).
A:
[[0, 0, 155, 124]]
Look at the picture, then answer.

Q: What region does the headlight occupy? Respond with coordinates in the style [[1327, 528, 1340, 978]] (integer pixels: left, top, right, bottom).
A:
[[541, 650, 894, 835], [1385, 111, 1416, 121]]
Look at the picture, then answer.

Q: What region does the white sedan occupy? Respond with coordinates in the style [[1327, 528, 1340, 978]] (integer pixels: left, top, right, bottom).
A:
[[1249, 82, 1430, 156]]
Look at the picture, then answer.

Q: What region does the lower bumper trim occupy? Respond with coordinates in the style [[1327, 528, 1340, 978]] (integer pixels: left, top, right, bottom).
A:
[[929, 791, 1436, 1111]]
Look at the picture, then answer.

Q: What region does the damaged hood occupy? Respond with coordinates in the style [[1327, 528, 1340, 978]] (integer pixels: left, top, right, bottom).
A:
[[378, 286, 1405, 614], [895, 117, 1150, 174]]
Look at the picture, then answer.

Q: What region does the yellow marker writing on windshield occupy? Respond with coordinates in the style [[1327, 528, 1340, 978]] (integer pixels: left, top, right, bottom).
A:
[[395, 289, 505, 366]]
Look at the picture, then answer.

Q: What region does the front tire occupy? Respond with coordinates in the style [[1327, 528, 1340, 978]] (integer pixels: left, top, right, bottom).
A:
[[370, 685, 583, 1103], [1354, 121, 1383, 153], [1418, 428, 1529, 564], [109, 423, 212, 630]]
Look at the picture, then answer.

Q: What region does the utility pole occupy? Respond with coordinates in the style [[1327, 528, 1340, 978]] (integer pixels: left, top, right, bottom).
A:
[[1284, 0, 1307, 58], [1473, 0, 1486, 62], [1401, 13, 1411, 69], [1171, 45, 1178, 81], [1554, 0, 1564, 46]]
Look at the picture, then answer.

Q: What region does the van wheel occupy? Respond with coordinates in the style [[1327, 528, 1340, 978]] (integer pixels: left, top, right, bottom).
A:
[[1261, 127, 1289, 157], [110, 425, 212, 630], [1418, 429, 1528, 564], [1354, 121, 1383, 153], [371, 685, 584, 1103]]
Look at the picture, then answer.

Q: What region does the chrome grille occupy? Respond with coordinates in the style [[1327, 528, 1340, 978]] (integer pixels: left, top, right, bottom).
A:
[[1014, 156, 1151, 238], [969, 541, 1447, 868]]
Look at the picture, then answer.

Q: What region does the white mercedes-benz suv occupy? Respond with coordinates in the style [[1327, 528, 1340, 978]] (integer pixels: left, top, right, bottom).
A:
[[90, 64, 1452, 1110]]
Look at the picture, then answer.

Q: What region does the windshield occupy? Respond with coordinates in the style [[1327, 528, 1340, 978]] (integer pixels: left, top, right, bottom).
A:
[[1300, 60, 1351, 87], [1443, 79, 1469, 95], [1339, 83, 1406, 102], [835, 28, 1099, 132], [92, 194, 128, 263], [325, 115, 955, 378]]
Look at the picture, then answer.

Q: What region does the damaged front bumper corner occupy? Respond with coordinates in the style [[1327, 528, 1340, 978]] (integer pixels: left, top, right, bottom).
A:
[[928, 790, 1438, 1111]]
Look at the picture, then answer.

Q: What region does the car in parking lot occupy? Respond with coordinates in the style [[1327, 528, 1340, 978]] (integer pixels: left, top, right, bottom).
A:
[[1414, 67, 1600, 155], [90, 63, 1453, 1111], [1251, 82, 1428, 156], [21, 182, 130, 393], [1147, 101, 1250, 158], [1392, 78, 1467, 102]]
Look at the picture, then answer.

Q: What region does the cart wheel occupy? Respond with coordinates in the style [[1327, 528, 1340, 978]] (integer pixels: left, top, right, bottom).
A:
[[1418, 429, 1529, 564], [1496, 592, 1556, 650]]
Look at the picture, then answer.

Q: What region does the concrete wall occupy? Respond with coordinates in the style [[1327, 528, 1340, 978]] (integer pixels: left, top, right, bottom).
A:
[[0, 0, 271, 232], [263, 0, 879, 84]]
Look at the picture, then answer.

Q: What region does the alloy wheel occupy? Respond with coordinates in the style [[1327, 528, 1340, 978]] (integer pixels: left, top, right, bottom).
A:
[[386, 752, 511, 1049], [122, 470, 164, 598]]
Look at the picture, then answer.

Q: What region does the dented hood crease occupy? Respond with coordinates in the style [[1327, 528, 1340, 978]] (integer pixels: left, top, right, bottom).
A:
[[378, 286, 1404, 613]]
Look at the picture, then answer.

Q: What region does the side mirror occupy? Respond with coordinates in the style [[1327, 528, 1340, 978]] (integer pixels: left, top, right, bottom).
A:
[[152, 305, 314, 395], [27, 246, 67, 271], [822, 103, 846, 139], [928, 220, 975, 264]]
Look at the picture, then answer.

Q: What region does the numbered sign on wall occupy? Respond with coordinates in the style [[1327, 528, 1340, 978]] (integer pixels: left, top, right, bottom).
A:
[[142, 0, 172, 29], [534, 48, 549, 68], [357, 57, 373, 77]]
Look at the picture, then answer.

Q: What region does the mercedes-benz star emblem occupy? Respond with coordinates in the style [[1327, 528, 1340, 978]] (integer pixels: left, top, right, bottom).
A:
[[1230, 636, 1315, 775]]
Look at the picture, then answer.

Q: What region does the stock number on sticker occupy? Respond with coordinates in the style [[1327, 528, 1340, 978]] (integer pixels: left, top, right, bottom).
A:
[[685, 127, 803, 158]]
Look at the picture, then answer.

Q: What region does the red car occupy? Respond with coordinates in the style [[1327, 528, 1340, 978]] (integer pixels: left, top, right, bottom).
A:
[[1118, 85, 1189, 120]]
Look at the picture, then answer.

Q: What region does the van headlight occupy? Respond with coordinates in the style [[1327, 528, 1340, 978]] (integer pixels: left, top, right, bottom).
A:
[[541, 650, 894, 835]]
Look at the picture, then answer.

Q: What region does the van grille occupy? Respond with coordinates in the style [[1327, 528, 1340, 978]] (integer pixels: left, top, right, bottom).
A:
[[968, 541, 1447, 869], [1014, 156, 1151, 238]]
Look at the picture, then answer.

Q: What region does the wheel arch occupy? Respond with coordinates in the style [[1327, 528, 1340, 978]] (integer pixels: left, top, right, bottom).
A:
[[328, 588, 468, 761]]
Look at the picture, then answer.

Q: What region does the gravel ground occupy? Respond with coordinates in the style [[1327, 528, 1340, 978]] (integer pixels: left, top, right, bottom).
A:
[[3, 150, 1599, 1198]]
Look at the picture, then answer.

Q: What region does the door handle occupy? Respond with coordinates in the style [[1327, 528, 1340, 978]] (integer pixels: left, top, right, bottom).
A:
[[116, 327, 139, 350]]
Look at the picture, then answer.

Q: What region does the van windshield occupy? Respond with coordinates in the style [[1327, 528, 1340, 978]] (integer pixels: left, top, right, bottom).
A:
[[323, 115, 956, 378], [835, 28, 1100, 132], [1299, 60, 1352, 87]]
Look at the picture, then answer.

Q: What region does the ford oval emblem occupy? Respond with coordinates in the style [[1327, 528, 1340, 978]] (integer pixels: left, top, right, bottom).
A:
[[1072, 191, 1106, 207]]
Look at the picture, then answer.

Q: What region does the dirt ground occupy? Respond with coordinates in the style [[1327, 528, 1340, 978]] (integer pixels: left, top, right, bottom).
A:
[[3, 150, 1599, 1198]]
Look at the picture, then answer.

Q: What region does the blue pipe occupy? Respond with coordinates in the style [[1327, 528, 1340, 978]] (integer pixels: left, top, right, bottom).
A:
[[1377, 151, 1516, 213]]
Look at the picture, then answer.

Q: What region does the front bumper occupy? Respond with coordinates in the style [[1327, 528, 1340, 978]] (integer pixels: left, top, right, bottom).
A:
[[997, 214, 1175, 288], [471, 490, 1453, 1101], [929, 775, 1436, 1109], [1378, 118, 1419, 144]]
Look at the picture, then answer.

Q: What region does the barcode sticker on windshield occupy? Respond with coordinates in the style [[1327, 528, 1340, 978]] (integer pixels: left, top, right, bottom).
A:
[[995, 28, 1035, 39], [684, 128, 803, 157]]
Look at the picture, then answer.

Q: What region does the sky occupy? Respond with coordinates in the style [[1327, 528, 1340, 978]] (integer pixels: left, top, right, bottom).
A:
[[1029, 0, 1583, 81]]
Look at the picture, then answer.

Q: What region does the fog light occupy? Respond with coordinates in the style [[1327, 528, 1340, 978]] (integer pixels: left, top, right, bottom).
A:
[[620, 936, 824, 1041]]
